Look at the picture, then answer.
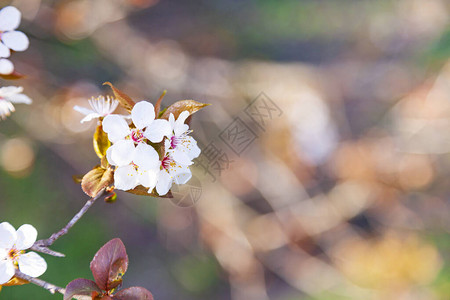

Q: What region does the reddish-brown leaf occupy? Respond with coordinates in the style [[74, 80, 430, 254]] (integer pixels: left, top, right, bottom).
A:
[[0, 71, 25, 80], [81, 166, 114, 197], [160, 100, 209, 120], [64, 278, 102, 300], [126, 185, 173, 198], [90, 238, 128, 292], [113, 287, 154, 300], [103, 82, 135, 112]]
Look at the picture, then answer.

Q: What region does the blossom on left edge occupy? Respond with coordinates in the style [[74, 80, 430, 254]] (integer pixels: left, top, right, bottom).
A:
[[0, 86, 32, 120], [0, 222, 47, 285]]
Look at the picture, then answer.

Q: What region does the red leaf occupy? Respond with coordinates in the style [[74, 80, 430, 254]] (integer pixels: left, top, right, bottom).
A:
[[113, 287, 154, 300], [90, 238, 129, 291], [160, 100, 209, 120], [103, 82, 135, 112], [64, 278, 102, 300]]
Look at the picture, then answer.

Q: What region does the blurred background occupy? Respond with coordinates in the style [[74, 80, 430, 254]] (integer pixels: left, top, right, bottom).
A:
[[1, 0, 450, 299]]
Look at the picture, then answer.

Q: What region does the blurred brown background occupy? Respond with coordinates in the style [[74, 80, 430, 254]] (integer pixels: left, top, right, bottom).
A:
[[1, 0, 450, 299]]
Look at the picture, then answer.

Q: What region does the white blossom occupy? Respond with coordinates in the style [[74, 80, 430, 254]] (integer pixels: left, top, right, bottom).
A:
[[0, 86, 32, 120], [166, 111, 201, 165], [0, 6, 29, 58], [103, 101, 171, 144], [73, 95, 119, 123], [155, 141, 193, 196], [0, 222, 47, 285], [106, 141, 160, 191]]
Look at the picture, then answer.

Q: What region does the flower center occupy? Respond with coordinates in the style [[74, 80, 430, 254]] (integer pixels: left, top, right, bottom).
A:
[[8, 248, 21, 262], [161, 156, 172, 170], [170, 136, 179, 148], [130, 129, 144, 143]]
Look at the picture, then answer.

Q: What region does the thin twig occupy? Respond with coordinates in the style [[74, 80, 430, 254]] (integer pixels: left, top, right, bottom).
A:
[[31, 189, 106, 257], [15, 270, 65, 295]]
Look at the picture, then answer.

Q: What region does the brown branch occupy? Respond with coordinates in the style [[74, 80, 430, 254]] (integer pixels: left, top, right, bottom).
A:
[[15, 270, 65, 295], [31, 189, 106, 257]]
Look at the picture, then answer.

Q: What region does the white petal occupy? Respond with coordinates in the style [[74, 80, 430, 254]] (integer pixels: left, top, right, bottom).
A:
[[0, 6, 21, 31], [133, 143, 160, 170], [0, 58, 13, 74], [144, 119, 172, 143], [110, 140, 135, 166], [0, 248, 7, 259], [169, 113, 175, 129], [137, 168, 158, 189], [15, 224, 37, 250], [114, 165, 139, 191], [0, 43, 11, 58], [80, 113, 100, 123], [73, 105, 93, 116], [0, 99, 14, 119], [106, 147, 116, 166], [172, 165, 192, 185], [131, 101, 155, 130], [0, 222, 16, 249], [0, 260, 15, 285], [172, 149, 193, 166], [185, 136, 201, 160], [0, 86, 22, 97], [2, 31, 29, 52], [174, 111, 190, 136], [7, 92, 32, 104], [18, 252, 47, 278], [102, 115, 131, 143], [156, 170, 172, 196]]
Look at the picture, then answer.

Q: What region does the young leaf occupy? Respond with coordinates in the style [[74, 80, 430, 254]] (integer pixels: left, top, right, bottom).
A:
[[64, 278, 102, 300], [160, 100, 209, 120], [103, 82, 135, 112], [90, 238, 129, 292], [0, 71, 25, 80], [113, 287, 154, 300], [126, 185, 173, 198], [81, 166, 114, 197], [2, 276, 29, 286], [94, 125, 111, 159], [154, 90, 167, 117]]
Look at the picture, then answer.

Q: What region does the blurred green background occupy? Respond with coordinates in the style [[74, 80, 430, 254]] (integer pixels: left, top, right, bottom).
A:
[[1, 0, 450, 299]]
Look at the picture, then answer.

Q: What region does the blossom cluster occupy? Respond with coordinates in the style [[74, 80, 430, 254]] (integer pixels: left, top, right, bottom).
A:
[[0, 6, 29, 75], [75, 91, 203, 197], [0, 222, 47, 285], [0, 6, 32, 120]]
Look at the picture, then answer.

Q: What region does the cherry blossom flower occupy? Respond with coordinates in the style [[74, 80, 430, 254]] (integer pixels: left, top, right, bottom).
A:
[[106, 141, 160, 191], [166, 111, 201, 165], [156, 142, 193, 196], [0, 6, 29, 58], [103, 101, 171, 144], [0, 222, 47, 285], [73, 95, 119, 123], [0, 86, 32, 120]]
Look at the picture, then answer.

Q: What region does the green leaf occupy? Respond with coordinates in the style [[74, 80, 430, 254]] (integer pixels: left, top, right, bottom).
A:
[[81, 166, 114, 197], [64, 278, 102, 300], [103, 82, 135, 112], [90, 238, 128, 292], [160, 100, 209, 120], [94, 124, 111, 159]]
